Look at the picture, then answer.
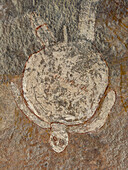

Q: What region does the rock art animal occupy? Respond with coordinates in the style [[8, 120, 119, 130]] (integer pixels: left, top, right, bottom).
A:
[[11, 0, 116, 153]]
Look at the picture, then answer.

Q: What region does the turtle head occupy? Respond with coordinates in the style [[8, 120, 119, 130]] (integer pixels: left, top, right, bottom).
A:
[[49, 123, 68, 153]]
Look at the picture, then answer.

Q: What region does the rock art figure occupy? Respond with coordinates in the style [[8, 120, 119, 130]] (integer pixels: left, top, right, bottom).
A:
[[11, 0, 116, 153]]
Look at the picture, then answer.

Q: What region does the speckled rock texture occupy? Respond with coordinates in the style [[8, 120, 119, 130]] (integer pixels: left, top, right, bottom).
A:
[[0, 0, 128, 169]]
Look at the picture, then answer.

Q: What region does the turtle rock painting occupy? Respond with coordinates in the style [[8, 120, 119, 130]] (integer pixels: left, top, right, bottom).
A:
[[11, 0, 116, 153]]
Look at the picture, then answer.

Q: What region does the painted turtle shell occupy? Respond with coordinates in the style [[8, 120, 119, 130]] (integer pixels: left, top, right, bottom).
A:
[[22, 41, 108, 126]]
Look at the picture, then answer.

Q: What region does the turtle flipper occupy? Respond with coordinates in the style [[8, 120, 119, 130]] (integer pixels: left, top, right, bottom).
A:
[[29, 12, 56, 46], [68, 90, 116, 133], [11, 82, 50, 129], [49, 124, 68, 153]]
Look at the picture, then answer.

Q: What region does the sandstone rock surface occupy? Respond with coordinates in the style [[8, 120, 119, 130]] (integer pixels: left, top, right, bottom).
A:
[[0, 0, 127, 169]]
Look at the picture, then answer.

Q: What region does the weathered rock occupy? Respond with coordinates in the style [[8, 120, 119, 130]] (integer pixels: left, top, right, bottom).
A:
[[0, 83, 15, 131], [0, 0, 127, 169]]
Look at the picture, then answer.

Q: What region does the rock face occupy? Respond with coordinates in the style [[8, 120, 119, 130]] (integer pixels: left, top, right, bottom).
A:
[[0, 0, 128, 169], [0, 84, 16, 131]]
